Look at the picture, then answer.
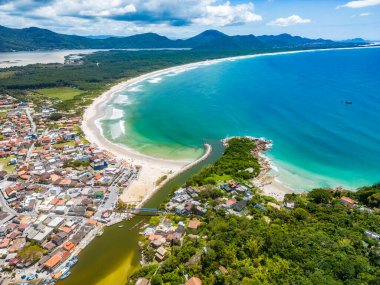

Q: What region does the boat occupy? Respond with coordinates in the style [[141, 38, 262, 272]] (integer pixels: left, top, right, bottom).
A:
[[59, 271, 71, 280], [118, 225, 124, 228], [345, 100, 352, 104], [68, 256, 78, 268]]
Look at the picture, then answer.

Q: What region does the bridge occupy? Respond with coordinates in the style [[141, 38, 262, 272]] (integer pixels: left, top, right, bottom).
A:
[[126, 207, 167, 215]]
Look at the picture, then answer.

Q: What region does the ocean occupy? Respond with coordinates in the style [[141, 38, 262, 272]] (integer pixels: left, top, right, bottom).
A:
[[100, 47, 380, 191]]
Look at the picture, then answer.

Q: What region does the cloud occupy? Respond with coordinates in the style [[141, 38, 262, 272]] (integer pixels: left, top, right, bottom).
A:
[[0, 0, 262, 28], [193, 1, 262, 26], [359, 12, 371, 15], [267, 15, 311, 27], [337, 0, 380, 8]]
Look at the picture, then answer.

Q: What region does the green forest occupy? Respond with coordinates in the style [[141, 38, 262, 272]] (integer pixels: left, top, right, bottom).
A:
[[187, 138, 261, 186]]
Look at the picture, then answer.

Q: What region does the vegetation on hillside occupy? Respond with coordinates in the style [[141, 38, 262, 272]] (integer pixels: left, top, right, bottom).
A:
[[354, 185, 380, 208], [187, 138, 261, 186]]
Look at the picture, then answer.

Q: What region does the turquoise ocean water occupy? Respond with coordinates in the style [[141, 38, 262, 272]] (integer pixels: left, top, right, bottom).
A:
[[100, 47, 380, 191]]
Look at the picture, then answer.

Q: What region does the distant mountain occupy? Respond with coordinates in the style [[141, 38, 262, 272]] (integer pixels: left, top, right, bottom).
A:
[[0, 25, 93, 51], [0, 25, 362, 52], [339, 38, 369, 44], [184, 30, 266, 50], [257, 33, 335, 48]]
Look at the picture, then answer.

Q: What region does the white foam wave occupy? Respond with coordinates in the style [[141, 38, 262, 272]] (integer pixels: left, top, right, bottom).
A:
[[109, 108, 124, 120], [113, 95, 131, 105], [127, 85, 142, 92], [110, 120, 126, 139], [166, 66, 198, 76], [274, 177, 282, 184], [147, 77, 162, 84], [119, 120, 126, 135], [269, 161, 279, 172]]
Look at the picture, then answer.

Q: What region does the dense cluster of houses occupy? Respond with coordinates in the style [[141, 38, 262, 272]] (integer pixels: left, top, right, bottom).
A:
[[165, 181, 259, 218], [0, 99, 137, 282], [141, 217, 203, 263]]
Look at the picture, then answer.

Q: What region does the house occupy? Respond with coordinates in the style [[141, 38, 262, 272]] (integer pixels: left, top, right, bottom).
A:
[[90, 158, 108, 170], [32, 226, 54, 243], [63, 241, 75, 252], [188, 220, 202, 230], [44, 253, 62, 271], [186, 277, 202, 285], [225, 198, 237, 207], [194, 205, 207, 216], [340, 196, 357, 207], [155, 246, 167, 262], [284, 201, 295, 209], [232, 200, 247, 212], [151, 237, 166, 249], [136, 278, 149, 285]]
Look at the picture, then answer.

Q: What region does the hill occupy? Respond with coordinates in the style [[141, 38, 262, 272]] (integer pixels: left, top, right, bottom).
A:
[[0, 25, 361, 52]]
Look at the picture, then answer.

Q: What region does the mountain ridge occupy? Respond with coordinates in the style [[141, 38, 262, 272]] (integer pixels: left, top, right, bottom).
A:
[[0, 25, 367, 52]]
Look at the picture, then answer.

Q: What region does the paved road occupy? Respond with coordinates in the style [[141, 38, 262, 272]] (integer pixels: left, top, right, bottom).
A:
[[25, 108, 36, 133], [94, 186, 119, 219]]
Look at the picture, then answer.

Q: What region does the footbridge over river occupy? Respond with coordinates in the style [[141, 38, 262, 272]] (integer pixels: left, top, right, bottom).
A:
[[126, 207, 167, 215]]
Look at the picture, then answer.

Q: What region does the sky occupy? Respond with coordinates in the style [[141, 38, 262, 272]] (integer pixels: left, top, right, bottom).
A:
[[0, 0, 379, 40]]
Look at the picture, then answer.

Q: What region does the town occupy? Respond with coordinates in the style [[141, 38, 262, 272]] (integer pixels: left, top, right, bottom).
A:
[[0, 95, 138, 284]]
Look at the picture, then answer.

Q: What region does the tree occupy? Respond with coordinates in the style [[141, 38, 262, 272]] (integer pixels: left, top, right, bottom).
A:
[[308, 188, 332, 204]]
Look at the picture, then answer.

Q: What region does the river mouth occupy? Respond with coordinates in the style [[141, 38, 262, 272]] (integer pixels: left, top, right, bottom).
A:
[[58, 140, 225, 285]]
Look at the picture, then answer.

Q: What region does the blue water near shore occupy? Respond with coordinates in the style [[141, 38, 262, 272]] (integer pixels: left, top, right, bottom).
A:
[[101, 47, 380, 191]]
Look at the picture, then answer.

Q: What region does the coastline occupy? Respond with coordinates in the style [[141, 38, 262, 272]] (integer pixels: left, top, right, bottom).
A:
[[82, 45, 378, 205]]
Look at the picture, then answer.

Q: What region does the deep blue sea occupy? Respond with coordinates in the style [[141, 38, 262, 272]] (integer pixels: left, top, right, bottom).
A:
[[101, 47, 380, 191]]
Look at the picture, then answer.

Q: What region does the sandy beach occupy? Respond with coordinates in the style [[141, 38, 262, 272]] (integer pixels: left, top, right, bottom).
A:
[[82, 46, 377, 205], [82, 71, 213, 205]]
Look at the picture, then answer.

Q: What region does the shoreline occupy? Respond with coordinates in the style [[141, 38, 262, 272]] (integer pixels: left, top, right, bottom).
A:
[[82, 45, 378, 205]]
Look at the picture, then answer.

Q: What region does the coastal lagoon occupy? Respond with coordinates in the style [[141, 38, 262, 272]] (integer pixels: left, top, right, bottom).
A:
[[0, 49, 104, 68], [100, 47, 380, 191]]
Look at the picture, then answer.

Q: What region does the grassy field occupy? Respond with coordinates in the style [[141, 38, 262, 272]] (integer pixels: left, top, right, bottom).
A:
[[35, 87, 84, 101], [0, 71, 15, 78], [0, 156, 15, 173]]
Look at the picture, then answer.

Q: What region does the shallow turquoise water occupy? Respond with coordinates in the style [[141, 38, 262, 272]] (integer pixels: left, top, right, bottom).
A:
[[101, 48, 380, 191]]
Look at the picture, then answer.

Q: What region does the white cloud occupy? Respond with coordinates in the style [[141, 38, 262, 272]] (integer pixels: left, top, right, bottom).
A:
[[267, 15, 311, 27], [193, 1, 262, 26], [359, 12, 371, 15], [0, 0, 263, 36], [337, 0, 380, 8]]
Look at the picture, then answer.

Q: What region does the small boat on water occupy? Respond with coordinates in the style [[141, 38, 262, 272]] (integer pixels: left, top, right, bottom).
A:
[[54, 267, 70, 280], [97, 229, 104, 237], [66, 256, 79, 268], [59, 271, 71, 280], [118, 225, 124, 228]]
